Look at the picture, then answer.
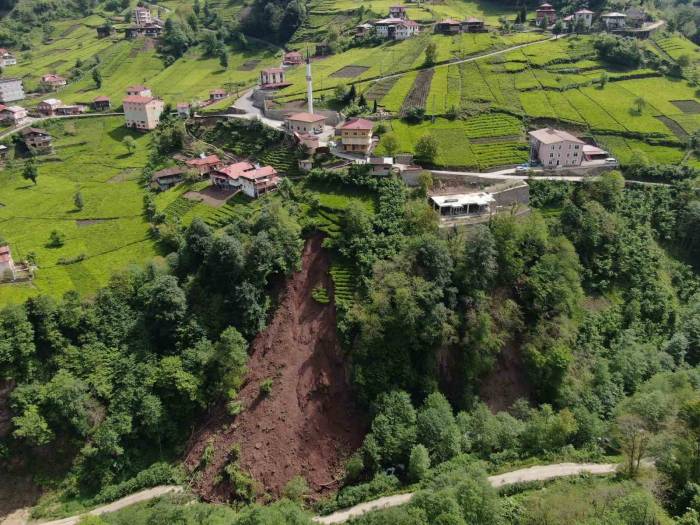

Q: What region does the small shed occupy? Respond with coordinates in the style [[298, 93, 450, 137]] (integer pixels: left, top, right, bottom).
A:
[[92, 95, 111, 111]]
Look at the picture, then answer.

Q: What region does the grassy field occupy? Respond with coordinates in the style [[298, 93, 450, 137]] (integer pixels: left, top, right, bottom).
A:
[[0, 116, 157, 305]]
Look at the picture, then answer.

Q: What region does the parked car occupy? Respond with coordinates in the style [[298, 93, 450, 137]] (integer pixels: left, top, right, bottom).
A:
[[605, 157, 618, 165]]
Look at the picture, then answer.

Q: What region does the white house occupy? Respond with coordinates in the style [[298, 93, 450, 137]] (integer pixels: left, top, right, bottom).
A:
[[528, 128, 584, 168], [210, 161, 280, 198], [574, 9, 594, 29], [0, 245, 16, 281], [134, 6, 152, 26], [285, 112, 326, 134], [374, 18, 419, 40], [1, 105, 27, 124], [0, 78, 24, 102], [0, 49, 17, 67], [602, 12, 627, 30], [126, 84, 152, 97], [430, 192, 495, 218]]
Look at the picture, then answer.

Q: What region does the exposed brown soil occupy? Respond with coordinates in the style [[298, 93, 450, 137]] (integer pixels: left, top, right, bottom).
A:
[[183, 187, 233, 208], [330, 66, 369, 78], [400, 69, 434, 116], [184, 236, 366, 502]]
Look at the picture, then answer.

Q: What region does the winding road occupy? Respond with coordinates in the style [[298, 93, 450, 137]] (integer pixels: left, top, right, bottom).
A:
[[1, 462, 617, 525], [313, 462, 617, 524]]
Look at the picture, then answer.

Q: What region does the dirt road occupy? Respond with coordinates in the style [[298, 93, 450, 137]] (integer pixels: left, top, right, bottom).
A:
[[313, 463, 617, 524], [0, 486, 182, 525]]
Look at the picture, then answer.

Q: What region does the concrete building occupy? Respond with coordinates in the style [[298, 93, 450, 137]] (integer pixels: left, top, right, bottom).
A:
[[20, 127, 52, 154], [337, 118, 374, 154], [389, 5, 407, 19], [355, 23, 373, 37], [41, 74, 67, 91], [0, 78, 24, 102], [535, 3, 557, 25], [430, 192, 495, 218], [285, 112, 326, 134], [134, 6, 152, 26], [602, 12, 627, 30], [0, 245, 16, 281], [210, 88, 226, 101], [528, 127, 584, 168], [123, 94, 164, 130], [260, 68, 286, 87], [1, 105, 27, 124], [125, 23, 163, 38], [176, 103, 190, 118], [374, 18, 419, 40], [38, 98, 62, 116], [574, 9, 594, 29], [0, 49, 16, 67], [210, 161, 280, 198], [55, 104, 86, 116]]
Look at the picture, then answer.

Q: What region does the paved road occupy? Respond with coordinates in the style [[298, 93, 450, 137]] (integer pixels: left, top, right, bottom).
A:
[[313, 462, 617, 524]]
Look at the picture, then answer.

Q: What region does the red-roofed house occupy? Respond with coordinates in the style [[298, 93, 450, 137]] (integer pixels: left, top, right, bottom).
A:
[[123, 94, 164, 130], [283, 51, 303, 65], [185, 154, 222, 175], [210, 88, 226, 101], [41, 74, 67, 91], [338, 118, 374, 154], [211, 162, 280, 198], [285, 112, 326, 134], [0, 244, 16, 281]]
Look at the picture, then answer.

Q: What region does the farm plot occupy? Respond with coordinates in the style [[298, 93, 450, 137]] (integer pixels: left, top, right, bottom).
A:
[[471, 141, 529, 168], [596, 135, 691, 166], [459, 62, 495, 108], [672, 100, 700, 114], [425, 65, 461, 115], [381, 70, 418, 112], [0, 116, 156, 305], [400, 69, 434, 115], [463, 113, 523, 139], [331, 65, 370, 78], [363, 77, 400, 101]]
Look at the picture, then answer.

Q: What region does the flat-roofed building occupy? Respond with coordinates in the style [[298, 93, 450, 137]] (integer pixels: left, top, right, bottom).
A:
[[430, 192, 495, 217]]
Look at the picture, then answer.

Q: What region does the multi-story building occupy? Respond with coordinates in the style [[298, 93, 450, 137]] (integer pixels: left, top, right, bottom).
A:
[[260, 68, 286, 87], [337, 118, 374, 154], [123, 92, 164, 131], [528, 128, 584, 168], [41, 74, 67, 91], [20, 127, 53, 153], [602, 12, 627, 30], [0, 49, 17, 67], [1, 105, 27, 124], [535, 3, 557, 25], [38, 98, 62, 115], [374, 18, 419, 40], [134, 6, 152, 26], [389, 5, 407, 19], [210, 161, 280, 198], [285, 112, 326, 134], [0, 78, 24, 102], [126, 85, 152, 97]]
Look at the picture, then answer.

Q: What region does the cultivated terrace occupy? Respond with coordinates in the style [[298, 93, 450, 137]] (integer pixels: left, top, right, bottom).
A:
[[0, 0, 699, 524]]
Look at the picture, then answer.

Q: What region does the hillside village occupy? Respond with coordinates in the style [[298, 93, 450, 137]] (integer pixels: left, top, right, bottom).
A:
[[0, 0, 699, 523]]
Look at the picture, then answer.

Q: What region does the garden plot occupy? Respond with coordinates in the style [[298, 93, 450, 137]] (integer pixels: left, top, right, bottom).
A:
[[363, 77, 399, 101], [331, 65, 370, 78], [400, 69, 434, 115], [463, 113, 523, 139], [655, 116, 688, 140], [672, 100, 700, 114]]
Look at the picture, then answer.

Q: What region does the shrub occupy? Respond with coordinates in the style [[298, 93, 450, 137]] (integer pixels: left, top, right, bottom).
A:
[[408, 444, 430, 482], [47, 230, 65, 248], [260, 378, 273, 396]]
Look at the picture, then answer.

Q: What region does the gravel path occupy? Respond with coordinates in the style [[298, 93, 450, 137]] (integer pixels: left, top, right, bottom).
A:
[[313, 463, 617, 524]]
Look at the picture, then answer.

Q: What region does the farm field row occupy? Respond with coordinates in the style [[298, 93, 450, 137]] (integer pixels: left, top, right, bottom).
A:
[[0, 116, 158, 305]]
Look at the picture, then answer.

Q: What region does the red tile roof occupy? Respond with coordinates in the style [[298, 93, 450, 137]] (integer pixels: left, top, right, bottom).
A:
[[93, 95, 110, 102], [42, 74, 65, 83], [339, 118, 374, 130], [215, 162, 278, 181], [210, 89, 226, 95], [186, 154, 220, 166], [127, 84, 148, 91]]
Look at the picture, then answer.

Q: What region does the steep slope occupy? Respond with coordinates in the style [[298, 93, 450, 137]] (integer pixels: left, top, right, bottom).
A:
[[185, 235, 366, 502]]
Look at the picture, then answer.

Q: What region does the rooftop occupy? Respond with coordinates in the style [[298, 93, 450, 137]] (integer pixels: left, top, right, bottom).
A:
[[123, 95, 156, 104], [216, 162, 277, 181], [576, 9, 594, 14], [603, 12, 627, 17], [41, 98, 61, 105], [42, 74, 65, 81], [262, 67, 284, 74], [127, 84, 149, 91], [0, 77, 21, 83], [21, 127, 50, 136], [5, 105, 24, 113], [339, 118, 374, 130], [528, 127, 584, 145], [153, 167, 185, 179], [93, 95, 110, 102], [186, 154, 220, 166], [430, 192, 495, 207], [438, 18, 462, 24], [287, 112, 326, 123], [464, 17, 483, 23]]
